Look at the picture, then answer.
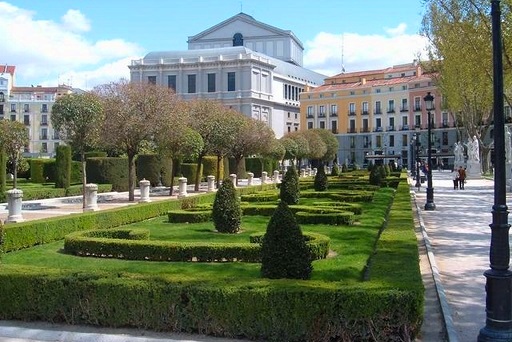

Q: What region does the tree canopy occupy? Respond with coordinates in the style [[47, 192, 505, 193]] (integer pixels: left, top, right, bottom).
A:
[[0, 120, 29, 188]]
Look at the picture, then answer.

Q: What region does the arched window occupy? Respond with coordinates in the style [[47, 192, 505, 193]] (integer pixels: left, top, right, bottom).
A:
[[0, 92, 4, 102], [233, 33, 243, 46]]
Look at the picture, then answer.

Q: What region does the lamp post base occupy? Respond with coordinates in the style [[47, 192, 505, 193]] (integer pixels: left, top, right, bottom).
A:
[[424, 187, 435, 210]]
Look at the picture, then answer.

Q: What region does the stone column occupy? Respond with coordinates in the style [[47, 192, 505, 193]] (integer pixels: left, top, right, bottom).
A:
[[178, 177, 188, 198], [273, 170, 280, 184], [247, 172, 254, 186], [230, 174, 237, 187], [207, 175, 215, 192], [84, 183, 98, 212], [301, 168, 306, 177], [5, 189, 24, 223], [261, 171, 268, 183], [139, 178, 151, 203]]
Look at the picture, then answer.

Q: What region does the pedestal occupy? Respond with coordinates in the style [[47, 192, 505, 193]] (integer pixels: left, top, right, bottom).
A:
[[139, 179, 151, 203], [230, 174, 237, 187], [5, 188, 24, 223], [301, 169, 306, 177], [178, 177, 188, 198], [467, 160, 482, 178], [273, 170, 280, 184], [247, 172, 254, 186], [84, 183, 98, 212], [261, 171, 268, 183], [207, 175, 215, 192]]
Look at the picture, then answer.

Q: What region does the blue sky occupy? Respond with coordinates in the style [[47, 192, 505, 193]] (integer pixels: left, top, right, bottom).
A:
[[1, 0, 428, 89]]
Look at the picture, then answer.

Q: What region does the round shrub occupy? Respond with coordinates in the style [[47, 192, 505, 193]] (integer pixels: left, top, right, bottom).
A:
[[212, 178, 242, 233], [331, 163, 340, 176], [313, 164, 328, 191], [261, 201, 312, 280], [280, 165, 300, 205]]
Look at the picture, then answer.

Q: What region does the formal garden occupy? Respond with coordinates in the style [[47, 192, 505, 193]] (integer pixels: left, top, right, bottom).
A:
[[0, 163, 423, 341]]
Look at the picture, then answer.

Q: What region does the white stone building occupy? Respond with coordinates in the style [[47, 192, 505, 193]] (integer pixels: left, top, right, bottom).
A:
[[129, 13, 326, 138]]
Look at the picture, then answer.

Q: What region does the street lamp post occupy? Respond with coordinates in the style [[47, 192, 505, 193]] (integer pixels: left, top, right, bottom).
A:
[[424, 92, 435, 210], [478, 1, 512, 340]]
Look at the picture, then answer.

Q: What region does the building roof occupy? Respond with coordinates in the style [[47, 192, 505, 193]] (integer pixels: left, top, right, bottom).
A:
[[310, 74, 433, 92], [0, 65, 15, 75], [187, 12, 304, 49]]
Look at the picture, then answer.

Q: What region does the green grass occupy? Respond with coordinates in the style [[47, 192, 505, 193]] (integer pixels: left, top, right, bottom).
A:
[[2, 187, 395, 286]]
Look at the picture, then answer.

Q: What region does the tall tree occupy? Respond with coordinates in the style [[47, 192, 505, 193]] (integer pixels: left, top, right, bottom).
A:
[[285, 132, 310, 168], [0, 120, 29, 189], [421, 0, 512, 171], [52, 92, 103, 206], [95, 80, 179, 201], [279, 136, 298, 166], [302, 129, 327, 166]]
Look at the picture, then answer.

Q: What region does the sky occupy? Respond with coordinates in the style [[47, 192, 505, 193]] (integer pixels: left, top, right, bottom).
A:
[[0, 0, 430, 90]]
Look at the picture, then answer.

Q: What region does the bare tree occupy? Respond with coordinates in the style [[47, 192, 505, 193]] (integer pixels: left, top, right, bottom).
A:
[[95, 79, 179, 201], [51, 92, 104, 207]]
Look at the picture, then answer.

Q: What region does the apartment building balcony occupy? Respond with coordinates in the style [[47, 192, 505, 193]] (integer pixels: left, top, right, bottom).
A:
[[400, 106, 409, 112], [318, 113, 326, 118], [40, 135, 48, 140], [387, 126, 395, 131], [374, 110, 382, 115], [375, 127, 383, 132], [401, 125, 410, 131], [24, 121, 30, 126], [347, 128, 357, 133], [386, 108, 395, 113], [348, 111, 356, 116], [52, 135, 60, 140], [331, 128, 338, 134], [306, 114, 314, 119], [361, 110, 369, 115], [363, 143, 371, 148], [330, 112, 338, 117], [413, 106, 422, 112], [359, 127, 370, 133], [40, 122, 48, 126]]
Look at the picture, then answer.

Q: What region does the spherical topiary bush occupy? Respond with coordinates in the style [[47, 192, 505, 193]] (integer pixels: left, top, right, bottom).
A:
[[261, 201, 312, 279], [369, 165, 385, 186], [314, 164, 328, 191], [212, 177, 242, 233], [280, 165, 300, 205], [331, 163, 340, 176]]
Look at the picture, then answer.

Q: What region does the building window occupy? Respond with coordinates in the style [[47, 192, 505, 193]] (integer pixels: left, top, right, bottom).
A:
[[442, 112, 449, 127], [443, 132, 449, 145], [330, 104, 337, 115], [319, 121, 325, 129], [376, 88, 381, 93], [287, 126, 291, 132], [414, 97, 421, 111], [387, 100, 395, 113], [376, 118, 382, 131], [0, 92, 4, 102], [41, 104, 48, 113], [415, 114, 421, 127], [233, 33, 243, 46], [0, 104, 3, 115], [307, 122, 313, 129], [10, 103, 16, 112], [376, 135, 382, 148], [401, 98, 408, 111], [24, 104, 29, 113], [389, 135, 395, 147], [10, 114, 15, 121], [168, 75, 176, 91], [307, 106, 314, 117], [402, 134, 408, 146], [349, 103, 355, 115], [375, 101, 381, 114], [227, 72, 236, 91], [23, 114, 30, 125], [389, 117, 395, 130], [294, 113, 297, 119], [41, 128, 48, 140], [319, 105, 325, 117], [362, 102, 368, 114], [188, 75, 196, 93], [331, 121, 337, 134], [41, 114, 48, 126], [207, 73, 216, 93], [147, 76, 156, 85], [41, 142, 48, 153]]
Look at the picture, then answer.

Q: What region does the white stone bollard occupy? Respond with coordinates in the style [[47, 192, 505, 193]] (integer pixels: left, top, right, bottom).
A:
[[247, 172, 254, 186], [178, 177, 188, 198], [273, 170, 280, 184], [326, 166, 331, 175], [313, 168, 318, 176], [139, 178, 151, 203], [207, 175, 216, 192], [5, 188, 24, 223], [230, 174, 237, 187], [307, 168, 313, 177], [262, 171, 268, 183], [301, 169, 306, 177], [84, 183, 99, 212]]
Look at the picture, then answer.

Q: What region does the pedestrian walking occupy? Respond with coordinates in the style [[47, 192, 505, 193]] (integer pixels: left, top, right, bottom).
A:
[[452, 169, 459, 190], [458, 166, 466, 190]]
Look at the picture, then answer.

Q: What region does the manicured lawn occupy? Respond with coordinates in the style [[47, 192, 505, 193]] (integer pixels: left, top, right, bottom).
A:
[[2, 186, 395, 285]]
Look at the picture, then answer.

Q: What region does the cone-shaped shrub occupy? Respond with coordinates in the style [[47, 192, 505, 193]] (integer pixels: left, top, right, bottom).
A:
[[369, 165, 385, 186], [331, 163, 340, 176], [313, 164, 328, 191], [261, 201, 312, 279], [280, 165, 300, 204], [212, 177, 242, 233], [55, 145, 71, 189]]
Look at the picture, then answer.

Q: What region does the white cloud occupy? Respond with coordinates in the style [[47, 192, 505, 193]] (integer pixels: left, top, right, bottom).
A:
[[61, 9, 90, 33], [304, 25, 430, 77], [0, 2, 143, 89]]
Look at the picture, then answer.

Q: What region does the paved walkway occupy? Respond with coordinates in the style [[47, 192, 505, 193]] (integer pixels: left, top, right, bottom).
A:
[[0, 173, 504, 341], [412, 170, 506, 342]]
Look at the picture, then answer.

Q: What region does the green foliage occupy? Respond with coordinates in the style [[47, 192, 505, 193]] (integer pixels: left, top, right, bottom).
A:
[[86, 157, 129, 191], [280, 165, 300, 205], [180, 163, 202, 184], [228, 157, 247, 178], [367, 161, 374, 171], [384, 164, 391, 177], [136, 154, 161, 186], [261, 201, 312, 279], [212, 178, 241, 234], [342, 163, 348, 172], [85, 151, 107, 159], [168, 209, 212, 223], [313, 165, 328, 191], [0, 148, 5, 201], [369, 165, 386, 186], [70, 161, 82, 184], [29, 159, 54, 184], [331, 163, 340, 176], [202, 156, 223, 179], [55, 145, 72, 189]]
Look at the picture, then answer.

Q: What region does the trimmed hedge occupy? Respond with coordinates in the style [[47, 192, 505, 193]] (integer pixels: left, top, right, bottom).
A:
[[180, 163, 201, 184], [30, 159, 55, 183], [0, 149, 5, 202], [250, 232, 330, 261], [168, 209, 211, 223], [202, 156, 223, 180], [136, 154, 161, 186], [55, 145, 71, 189], [86, 157, 128, 192], [19, 184, 112, 201]]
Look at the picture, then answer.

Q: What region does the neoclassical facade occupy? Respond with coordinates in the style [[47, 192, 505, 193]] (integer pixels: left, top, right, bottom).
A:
[[129, 13, 326, 138]]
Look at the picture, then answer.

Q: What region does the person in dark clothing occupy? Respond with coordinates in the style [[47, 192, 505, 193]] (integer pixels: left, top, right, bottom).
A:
[[452, 169, 459, 190], [458, 166, 467, 190]]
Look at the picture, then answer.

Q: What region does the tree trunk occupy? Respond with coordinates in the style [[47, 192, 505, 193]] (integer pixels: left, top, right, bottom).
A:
[[13, 158, 17, 189], [234, 156, 242, 186], [128, 152, 136, 202], [81, 151, 86, 209], [216, 154, 222, 188], [194, 154, 204, 192], [169, 157, 179, 196]]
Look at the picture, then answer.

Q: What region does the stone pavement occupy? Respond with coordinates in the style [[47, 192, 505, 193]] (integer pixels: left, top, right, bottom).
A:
[[0, 173, 503, 341], [412, 170, 507, 342]]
